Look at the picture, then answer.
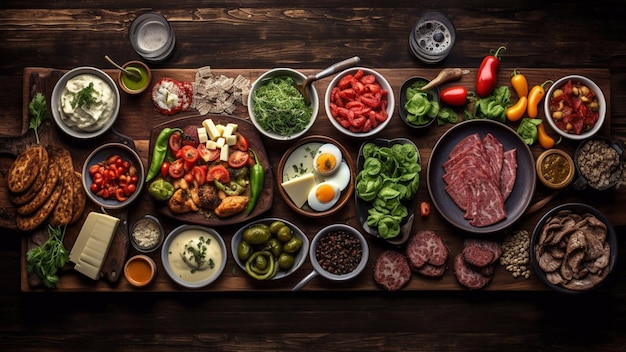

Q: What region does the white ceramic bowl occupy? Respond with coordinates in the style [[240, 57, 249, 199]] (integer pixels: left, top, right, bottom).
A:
[[292, 224, 369, 291], [543, 75, 606, 141], [82, 143, 145, 210], [324, 67, 394, 138], [161, 225, 228, 289], [51, 66, 120, 139], [231, 218, 309, 280], [247, 68, 319, 141]]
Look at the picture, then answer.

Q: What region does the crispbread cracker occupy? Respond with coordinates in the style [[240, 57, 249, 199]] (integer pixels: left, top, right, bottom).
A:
[[16, 177, 63, 231], [10, 160, 49, 205], [17, 161, 60, 215], [70, 171, 86, 224], [49, 169, 75, 226], [7, 146, 48, 193]]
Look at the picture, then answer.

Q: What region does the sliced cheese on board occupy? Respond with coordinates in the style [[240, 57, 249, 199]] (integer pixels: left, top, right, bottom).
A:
[[70, 212, 120, 280]]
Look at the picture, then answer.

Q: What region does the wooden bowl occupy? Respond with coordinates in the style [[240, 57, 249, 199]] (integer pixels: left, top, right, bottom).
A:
[[276, 135, 356, 218], [535, 149, 575, 190], [117, 60, 152, 94], [124, 255, 156, 288]]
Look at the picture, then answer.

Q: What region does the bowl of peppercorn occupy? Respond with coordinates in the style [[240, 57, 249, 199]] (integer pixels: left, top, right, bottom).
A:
[[292, 224, 369, 291]]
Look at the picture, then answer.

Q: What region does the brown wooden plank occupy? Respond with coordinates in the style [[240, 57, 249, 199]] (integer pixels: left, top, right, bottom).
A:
[[13, 66, 621, 293]]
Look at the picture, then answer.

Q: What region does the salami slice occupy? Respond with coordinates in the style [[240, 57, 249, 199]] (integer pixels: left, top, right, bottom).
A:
[[463, 238, 503, 268], [374, 250, 412, 291], [453, 253, 492, 290], [415, 263, 446, 278], [406, 230, 449, 271]]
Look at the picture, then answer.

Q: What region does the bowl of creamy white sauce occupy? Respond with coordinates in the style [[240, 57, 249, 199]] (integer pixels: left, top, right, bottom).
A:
[[51, 66, 120, 139], [161, 224, 227, 289]]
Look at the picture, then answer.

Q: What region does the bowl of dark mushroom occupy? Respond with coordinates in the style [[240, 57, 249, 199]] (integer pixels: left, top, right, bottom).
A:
[[530, 203, 617, 294]]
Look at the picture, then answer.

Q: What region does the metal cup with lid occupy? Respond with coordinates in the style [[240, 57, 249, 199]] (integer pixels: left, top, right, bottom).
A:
[[409, 11, 456, 64]]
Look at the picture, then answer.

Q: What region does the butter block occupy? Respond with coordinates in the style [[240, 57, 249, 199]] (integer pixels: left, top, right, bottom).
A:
[[70, 212, 120, 280]]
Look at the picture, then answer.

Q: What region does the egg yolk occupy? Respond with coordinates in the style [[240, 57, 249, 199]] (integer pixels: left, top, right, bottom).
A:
[[316, 153, 337, 173], [315, 184, 336, 203]]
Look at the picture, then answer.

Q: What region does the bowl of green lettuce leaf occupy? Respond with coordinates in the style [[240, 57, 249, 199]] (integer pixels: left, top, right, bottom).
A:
[[247, 68, 319, 141], [398, 76, 439, 132]]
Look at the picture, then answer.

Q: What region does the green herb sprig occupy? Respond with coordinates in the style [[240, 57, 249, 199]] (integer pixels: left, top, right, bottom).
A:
[[28, 92, 49, 144], [71, 82, 97, 109], [25, 225, 70, 289]]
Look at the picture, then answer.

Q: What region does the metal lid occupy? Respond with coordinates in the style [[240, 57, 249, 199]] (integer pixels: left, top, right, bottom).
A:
[[409, 11, 456, 64]]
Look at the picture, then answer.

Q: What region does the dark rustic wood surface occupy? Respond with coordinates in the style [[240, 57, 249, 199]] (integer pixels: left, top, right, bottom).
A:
[[2, 1, 626, 351]]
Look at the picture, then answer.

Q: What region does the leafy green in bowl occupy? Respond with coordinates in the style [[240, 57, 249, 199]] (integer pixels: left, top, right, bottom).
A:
[[247, 68, 318, 141]]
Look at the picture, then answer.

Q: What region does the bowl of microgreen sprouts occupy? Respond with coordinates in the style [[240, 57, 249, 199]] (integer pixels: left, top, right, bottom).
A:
[[247, 68, 319, 141]]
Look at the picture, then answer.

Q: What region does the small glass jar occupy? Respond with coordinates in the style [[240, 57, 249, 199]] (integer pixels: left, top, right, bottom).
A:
[[129, 12, 176, 62]]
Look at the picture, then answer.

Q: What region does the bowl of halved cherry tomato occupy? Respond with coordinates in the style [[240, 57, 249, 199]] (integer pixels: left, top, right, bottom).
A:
[[82, 143, 145, 209], [325, 67, 394, 138]]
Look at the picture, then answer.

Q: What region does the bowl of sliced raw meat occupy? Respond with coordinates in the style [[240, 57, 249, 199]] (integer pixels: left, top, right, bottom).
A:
[[427, 119, 536, 234]]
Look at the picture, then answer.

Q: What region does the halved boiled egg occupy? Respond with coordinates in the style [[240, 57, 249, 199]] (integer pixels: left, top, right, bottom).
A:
[[313, 143, 342, 176], [324, 161, 350, 191], [307, 181, 341, 211]]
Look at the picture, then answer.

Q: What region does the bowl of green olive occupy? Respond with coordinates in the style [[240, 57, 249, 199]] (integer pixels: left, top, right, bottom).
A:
[[231, 218, 309, 280]]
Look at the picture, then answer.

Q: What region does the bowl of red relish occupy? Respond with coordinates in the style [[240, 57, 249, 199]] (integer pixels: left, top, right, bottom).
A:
[[544, 75, 606, 141]]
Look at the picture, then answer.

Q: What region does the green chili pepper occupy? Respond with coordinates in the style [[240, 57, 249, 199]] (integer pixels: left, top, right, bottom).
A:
[[146, 127, 181, 182], [214, 180, 246, 196], [246, 149, 265, 215], [245, 250, 276, 280]]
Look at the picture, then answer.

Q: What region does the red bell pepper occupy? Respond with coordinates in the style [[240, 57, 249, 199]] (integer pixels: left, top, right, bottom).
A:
[[439, 86, 468, 106], [475, 46, 506, 97]]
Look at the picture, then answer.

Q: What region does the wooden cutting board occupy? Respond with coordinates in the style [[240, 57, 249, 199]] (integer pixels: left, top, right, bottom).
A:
[[0, 68, 132, 285]]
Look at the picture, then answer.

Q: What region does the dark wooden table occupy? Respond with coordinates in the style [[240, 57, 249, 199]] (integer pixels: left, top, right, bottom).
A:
[[2, 1, 626, 350]]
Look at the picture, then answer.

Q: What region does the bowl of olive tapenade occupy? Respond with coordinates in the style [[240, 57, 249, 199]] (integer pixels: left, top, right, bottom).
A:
[[536, 149, 575, 190], [573, 137, 624, 191]]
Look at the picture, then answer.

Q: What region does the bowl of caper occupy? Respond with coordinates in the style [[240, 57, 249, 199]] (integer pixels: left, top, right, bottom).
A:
[[231, 218, 309, 280]]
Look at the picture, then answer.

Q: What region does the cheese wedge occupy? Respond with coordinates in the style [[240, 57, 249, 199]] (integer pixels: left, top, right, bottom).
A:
[[280, 173, 317, 208], [70, 212, 120, 280]]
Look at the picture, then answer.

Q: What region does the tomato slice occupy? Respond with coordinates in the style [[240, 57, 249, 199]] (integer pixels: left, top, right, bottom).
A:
[[197, 143, 220, 162], [184, 172, 195, 184], [234, 132, 249, 152], [228, 150, 250, 168], [206, 165, 230, 183], [169, 130, 182, 152], [181, 145, 199, 164], [151, 78, 184, 115], [191, 165, 207, 185], [168, 158, 185, 179], [115, 188, 128, 202]]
